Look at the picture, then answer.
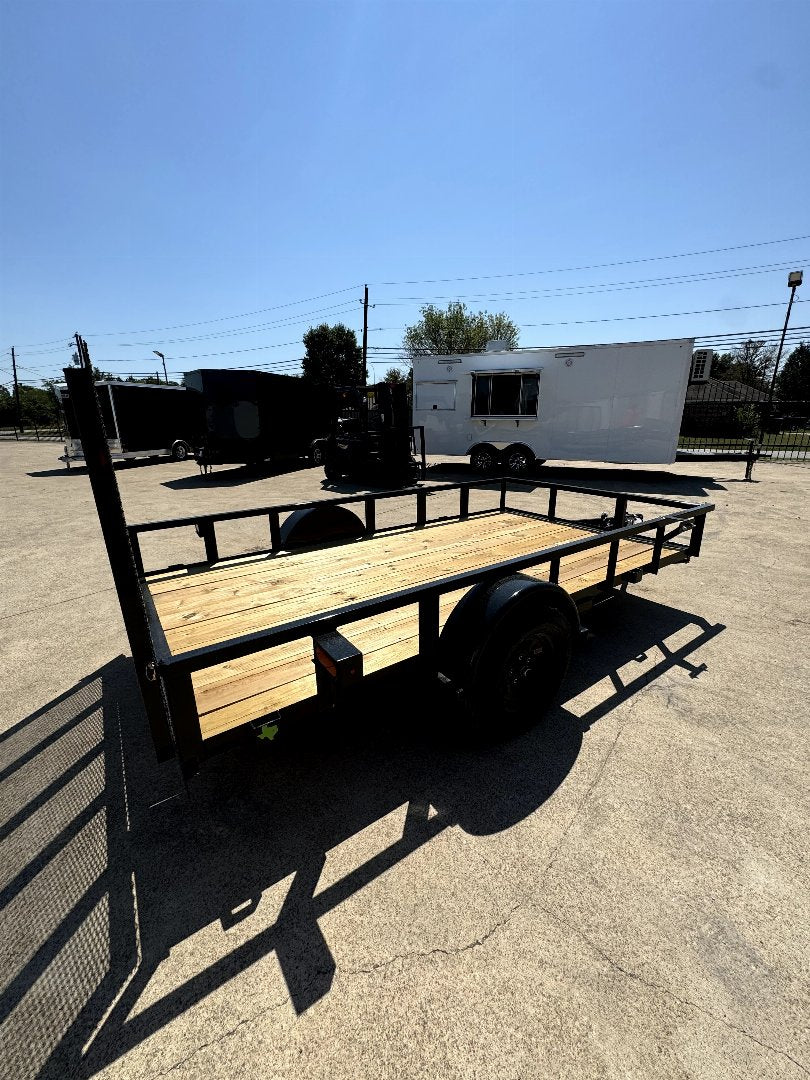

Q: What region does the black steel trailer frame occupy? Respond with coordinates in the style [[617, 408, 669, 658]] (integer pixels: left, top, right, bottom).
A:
[[64, 359, 713, 781], [130, 477, 711, 775]]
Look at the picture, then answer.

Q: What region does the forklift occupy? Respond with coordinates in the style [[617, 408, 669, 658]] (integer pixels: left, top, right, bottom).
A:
[[314, 382, 425, 485]]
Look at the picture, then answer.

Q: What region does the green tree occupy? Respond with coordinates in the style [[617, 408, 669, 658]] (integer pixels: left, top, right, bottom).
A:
[[725, 339, 775, 390], [383, 366, 405, 384], [402, 302, 519, 358], [302, 323, 365, 386], [775, 343, 810, 401], [16, 384, 61, 425]]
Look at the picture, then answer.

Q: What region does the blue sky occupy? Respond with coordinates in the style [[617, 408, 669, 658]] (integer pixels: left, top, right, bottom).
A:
[[1, 0, 808, 388]]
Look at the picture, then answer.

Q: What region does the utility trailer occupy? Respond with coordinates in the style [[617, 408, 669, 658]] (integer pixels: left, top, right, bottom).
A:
[[413, 337, 694, 473], [64, 362, 714, 781], [55, 380, 200, 467]]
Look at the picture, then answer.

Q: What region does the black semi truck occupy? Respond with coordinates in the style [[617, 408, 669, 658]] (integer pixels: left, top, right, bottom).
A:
[[56, 381, 201, 468]]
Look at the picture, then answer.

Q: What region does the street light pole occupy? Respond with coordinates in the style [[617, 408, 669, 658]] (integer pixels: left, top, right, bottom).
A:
[[153, 350, 168, 384], [760, 270, 803, 443]]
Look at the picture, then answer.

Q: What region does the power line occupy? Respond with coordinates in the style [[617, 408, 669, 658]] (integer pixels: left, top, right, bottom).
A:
[[9, 284, 363, 347], [374, 259, 808, 305], [371, 234, 810, 287], [114, 300, 360, 347]]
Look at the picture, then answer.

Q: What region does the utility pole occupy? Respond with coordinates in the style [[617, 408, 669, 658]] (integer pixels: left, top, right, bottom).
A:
[[362, 284, 369, 380], [11, 346, 23, 433], [74, 331, 91, 371]]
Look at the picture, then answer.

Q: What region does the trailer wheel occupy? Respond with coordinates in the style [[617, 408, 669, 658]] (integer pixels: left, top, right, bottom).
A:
[[504, 444, 535, 475], [170, 440, 191, 462], [310, 442, 326, 467], [470, 444, 500, 474], [439, 575, 577, 739]]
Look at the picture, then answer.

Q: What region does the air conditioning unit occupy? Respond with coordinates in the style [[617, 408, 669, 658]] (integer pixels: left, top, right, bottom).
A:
[[690, 349, 713, 382]]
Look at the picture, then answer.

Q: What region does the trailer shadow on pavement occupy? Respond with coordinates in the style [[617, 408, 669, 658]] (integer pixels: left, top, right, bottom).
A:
[[162, 460, 310, 489], [1, 596, 724, 1080], [428, 462, 728, 500]]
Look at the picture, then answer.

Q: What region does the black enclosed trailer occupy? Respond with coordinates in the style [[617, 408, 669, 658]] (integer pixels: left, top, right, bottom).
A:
[[56, 380, 201, 467], [184, 368, 334, 468]]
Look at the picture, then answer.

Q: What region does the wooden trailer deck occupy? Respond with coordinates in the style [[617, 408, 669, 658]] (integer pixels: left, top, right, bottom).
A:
[[146, 510, 682, 740]]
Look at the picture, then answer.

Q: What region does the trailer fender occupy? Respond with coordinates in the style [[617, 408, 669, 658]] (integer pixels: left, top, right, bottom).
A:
[[439, 574, 578, 674], [278, 504, 365, 550], [438, 575, 579, 736]]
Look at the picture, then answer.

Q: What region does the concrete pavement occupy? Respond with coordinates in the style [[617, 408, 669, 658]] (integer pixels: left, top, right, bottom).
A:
[[1, 443, 808, 1079]]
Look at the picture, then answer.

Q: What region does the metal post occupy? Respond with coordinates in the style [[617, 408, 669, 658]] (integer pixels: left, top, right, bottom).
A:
[[154, 350, 168, 384], [418, 593, 440, 667], [11, 346, 23, 433], [459, 484, 469, 520], [760, 271, 802, 442], [744, 439, 758, 482], [364, 496, 376, 536], [362, 285, 369, 379], [269, 510, 281, 552], [688, 514, 706, 559], [651, 523, 665, 574], [64, 340, 174, 762], [547, 487, 557, 521], [198, 520, 218, 564], [416, 489, 427, 528]]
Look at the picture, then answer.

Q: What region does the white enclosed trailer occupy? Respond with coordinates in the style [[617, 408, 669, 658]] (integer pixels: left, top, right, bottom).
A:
[[412, 337, 693, 472]]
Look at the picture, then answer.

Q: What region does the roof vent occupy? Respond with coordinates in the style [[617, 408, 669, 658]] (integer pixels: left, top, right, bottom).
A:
[[690, 349, 713, 383], [485, 339, 509, 352]]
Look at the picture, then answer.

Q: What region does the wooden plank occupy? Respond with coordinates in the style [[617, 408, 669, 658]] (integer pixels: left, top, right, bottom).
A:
[[159, 523, 587, 653], [193, 538, 678, 740], [151, 513, 565, 612], [149, 512, 511, 596], [158, 521, 575, 635]]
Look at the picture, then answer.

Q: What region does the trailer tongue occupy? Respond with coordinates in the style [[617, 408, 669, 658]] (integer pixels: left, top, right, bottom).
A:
[[65, 360, 714, 781]]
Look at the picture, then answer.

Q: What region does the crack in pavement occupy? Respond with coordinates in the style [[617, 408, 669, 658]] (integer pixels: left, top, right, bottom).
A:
[[144, 904, 523, 1079], [531, 901, 809, 1077], [543, 697, 641, 873], [457, 815, 808, 1075], [341, 901, 523, 977]]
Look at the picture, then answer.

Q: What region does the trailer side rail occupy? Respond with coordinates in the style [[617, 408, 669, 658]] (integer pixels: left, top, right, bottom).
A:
[[133, 478, 712, 682]]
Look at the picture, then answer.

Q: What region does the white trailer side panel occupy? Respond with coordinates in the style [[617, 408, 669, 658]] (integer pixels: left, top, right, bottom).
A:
[[413, 338, 692, 465]]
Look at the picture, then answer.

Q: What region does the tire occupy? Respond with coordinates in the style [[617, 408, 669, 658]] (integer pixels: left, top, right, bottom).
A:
[[470, 445, 500, 474], [465, 604, 573, 739], [171, 441, 190, 462], [504, 444, 535, 476], [310, 443, 325, 467]]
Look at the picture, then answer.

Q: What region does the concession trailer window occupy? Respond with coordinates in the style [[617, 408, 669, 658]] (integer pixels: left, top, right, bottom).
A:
[[472, 372, 539, 417], [415, 381, 457, 410]]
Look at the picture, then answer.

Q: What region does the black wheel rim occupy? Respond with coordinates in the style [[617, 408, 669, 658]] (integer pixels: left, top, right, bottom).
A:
[[499, 628, 559, 714]]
